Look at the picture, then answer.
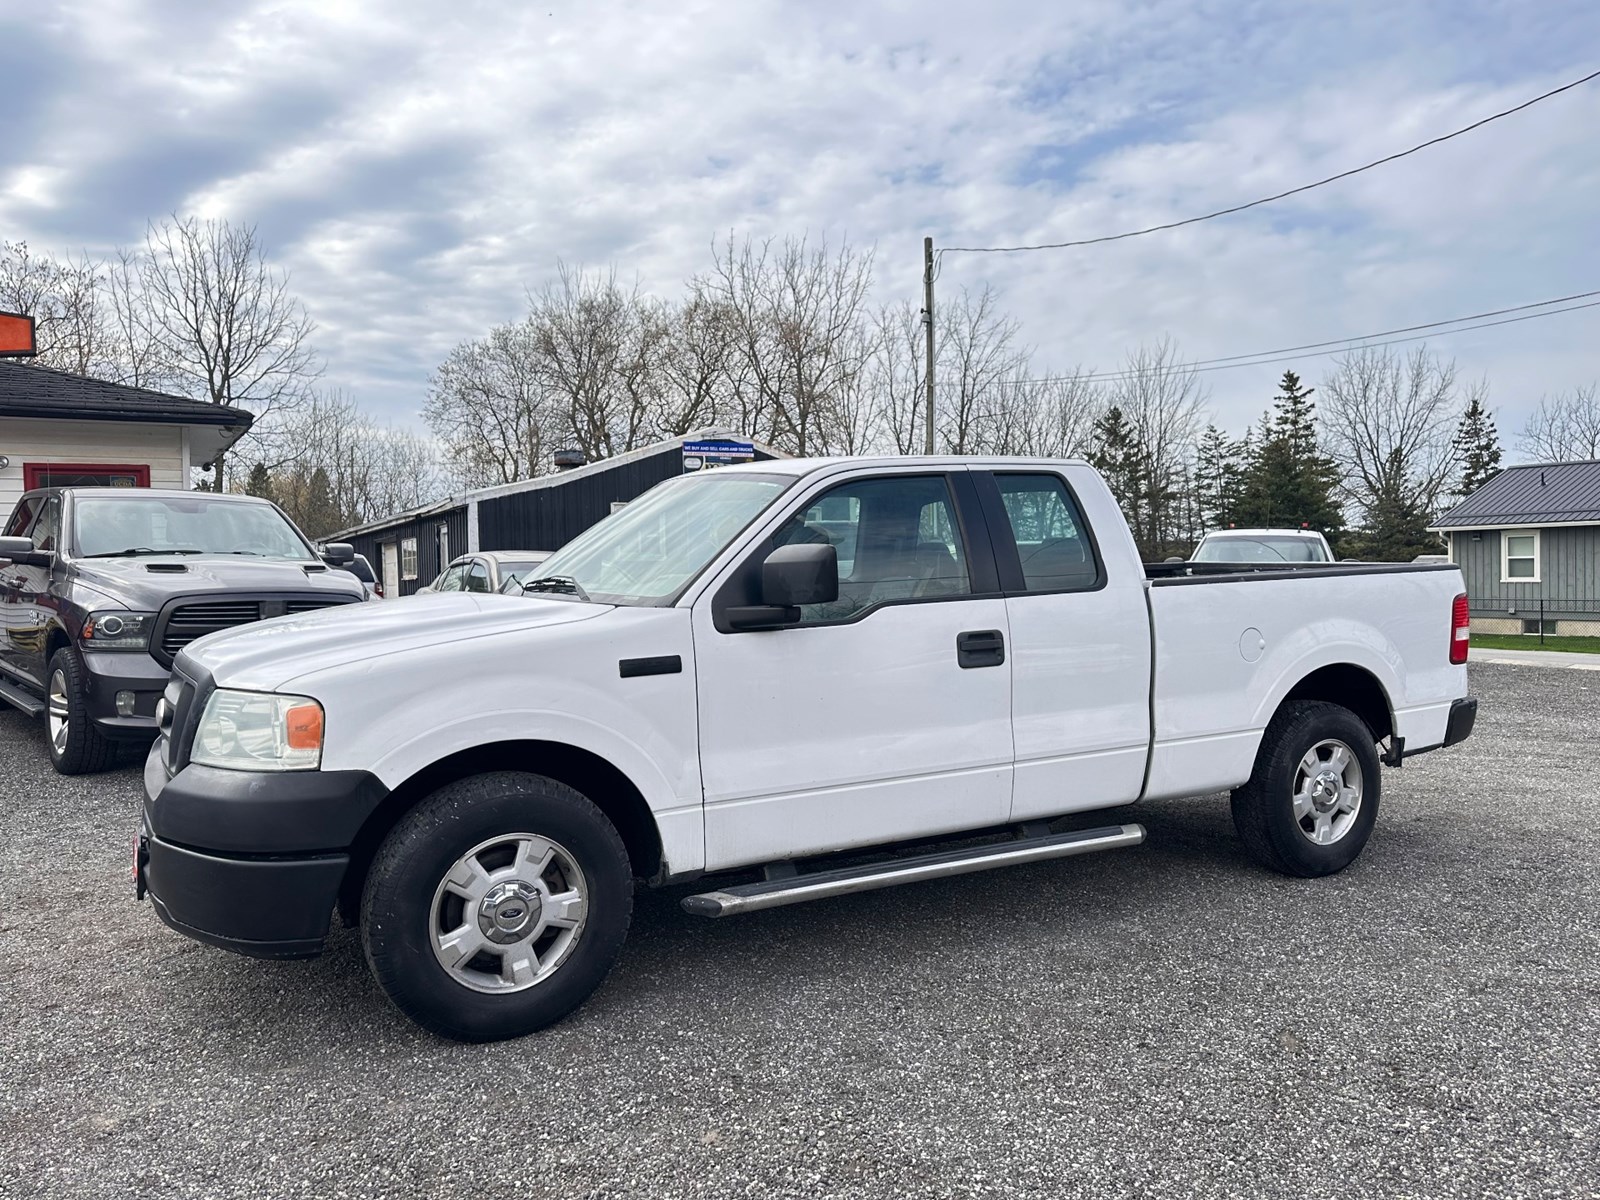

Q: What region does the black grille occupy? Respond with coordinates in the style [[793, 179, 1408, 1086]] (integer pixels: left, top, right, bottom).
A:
[[156, 596, 353, 663]]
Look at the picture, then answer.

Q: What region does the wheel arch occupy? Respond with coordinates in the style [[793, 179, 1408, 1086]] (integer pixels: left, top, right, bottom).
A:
[[1275, 663, 1395, 743], [337, 740, 665, 926]]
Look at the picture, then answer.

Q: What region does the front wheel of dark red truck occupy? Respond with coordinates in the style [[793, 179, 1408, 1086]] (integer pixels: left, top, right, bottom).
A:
[[1230, 700, 1382, 878], [360, 772, 634, 1042]]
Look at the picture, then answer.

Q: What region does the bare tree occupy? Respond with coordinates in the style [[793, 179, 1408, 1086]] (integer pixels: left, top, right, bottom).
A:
[[528, 264, 658, 461], [1319, 345, 1463, 528], [139, 217, 320, 486], [0, 241, 109, 374], [708, 233, 875, 455], [424, 321, 558, 488], [987, 368, 1105, 457], [866, 300, 926, 454], [937, 285, 1028, 453], [102, 247, 173, 389], [651, 286, 745, 438], [1521, 383, 1600, 461], [1105, 338, 1207, 554]]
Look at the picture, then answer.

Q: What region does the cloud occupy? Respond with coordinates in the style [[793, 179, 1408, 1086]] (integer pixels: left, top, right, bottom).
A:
[[2, 0, 1597, 446]]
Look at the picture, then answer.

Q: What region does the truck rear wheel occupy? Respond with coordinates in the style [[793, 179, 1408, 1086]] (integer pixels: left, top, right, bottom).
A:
[[45, 647, 117, 776], [360, 771, 633, 1042], [1230, 700, 1381, 878]]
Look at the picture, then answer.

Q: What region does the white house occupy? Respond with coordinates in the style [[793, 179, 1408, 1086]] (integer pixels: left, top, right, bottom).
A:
[[0, 360, 252, 514]]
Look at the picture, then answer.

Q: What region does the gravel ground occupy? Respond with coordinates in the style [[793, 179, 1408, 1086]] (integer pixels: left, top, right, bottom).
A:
[[1, 662, 1596, 1199]]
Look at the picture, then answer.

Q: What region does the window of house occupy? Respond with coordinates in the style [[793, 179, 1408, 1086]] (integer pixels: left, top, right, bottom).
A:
[[24, 463, 150, 489], [401, 537, 419, 580], [1501, 530, 1539, 582]]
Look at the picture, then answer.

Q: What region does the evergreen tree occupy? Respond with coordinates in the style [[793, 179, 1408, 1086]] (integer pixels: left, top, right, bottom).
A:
[[1088, 405, 1155, 555], [1452, 392, 1502, 498], [1192, 424, 1247, 531], [1340, 450, 1442, 561], [299, 466, 341, 539], [244, 462, 276, 505], [1235, 371, 1342, 539]]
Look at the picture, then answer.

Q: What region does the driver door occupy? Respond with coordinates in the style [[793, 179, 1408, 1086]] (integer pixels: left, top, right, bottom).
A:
[[692, 469, 1014, 870]]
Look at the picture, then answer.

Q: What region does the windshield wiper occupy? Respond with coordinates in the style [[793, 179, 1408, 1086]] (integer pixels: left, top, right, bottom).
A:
[[84, 547, 204, 558], [521, 574, 591, 602]]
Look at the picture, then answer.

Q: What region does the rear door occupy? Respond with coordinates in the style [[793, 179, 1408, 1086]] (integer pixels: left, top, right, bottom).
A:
[[8, 493, 62, 687], [1, 495, 43, 681], [976, 469, 1152, 821], [693, 468, 1014, 868]]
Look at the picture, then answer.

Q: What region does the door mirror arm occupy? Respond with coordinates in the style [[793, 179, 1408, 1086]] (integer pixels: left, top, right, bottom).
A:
[[0, 536, 51, 568], [725, 604, 802, 631]]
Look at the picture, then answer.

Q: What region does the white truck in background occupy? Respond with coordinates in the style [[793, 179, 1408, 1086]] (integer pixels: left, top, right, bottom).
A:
[[136, 456, 1477, 1041]]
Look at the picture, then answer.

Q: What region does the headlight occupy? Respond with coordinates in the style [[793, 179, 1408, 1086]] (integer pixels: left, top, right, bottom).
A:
[[191, 689, 324, 772], [82, 610, 156, 651]]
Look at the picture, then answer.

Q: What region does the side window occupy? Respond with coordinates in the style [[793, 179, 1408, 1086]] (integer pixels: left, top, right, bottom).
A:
[[4, 497, 40, 538], [31, 497, 62, 553], [993, 474, 1100, 593], [775, 475, 970, 624], [437, 564, 466, 592], [464, 561, 490, 593]]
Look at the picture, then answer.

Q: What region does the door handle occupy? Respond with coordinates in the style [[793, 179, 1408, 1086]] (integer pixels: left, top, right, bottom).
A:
[[956, 629, 1005, 669]]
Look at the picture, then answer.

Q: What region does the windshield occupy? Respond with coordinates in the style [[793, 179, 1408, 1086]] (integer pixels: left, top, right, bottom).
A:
[[72, 496, 316, 560], [530, 472, 791, 604], [1194, 535, 1326, 563]]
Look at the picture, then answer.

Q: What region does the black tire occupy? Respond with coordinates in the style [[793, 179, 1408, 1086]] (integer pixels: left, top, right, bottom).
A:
[[45, 647, 117, 776], [360, 771, 633, 1042], [1230, 700, 1381, 878]]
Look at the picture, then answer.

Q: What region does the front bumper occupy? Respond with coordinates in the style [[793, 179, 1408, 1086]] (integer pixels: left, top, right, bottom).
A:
[[82, 650, 168, 740], [139, 745, 389, 959]]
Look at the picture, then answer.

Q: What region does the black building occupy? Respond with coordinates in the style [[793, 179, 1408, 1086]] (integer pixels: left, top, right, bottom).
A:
[[330, 431, 782, 597]]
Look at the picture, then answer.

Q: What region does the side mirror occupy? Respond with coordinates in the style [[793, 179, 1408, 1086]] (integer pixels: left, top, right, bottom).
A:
[[0, 535, 45, 567], [321, 542, 355, 565], [762, 542, 838, 606], [726, 543, 838, 631]]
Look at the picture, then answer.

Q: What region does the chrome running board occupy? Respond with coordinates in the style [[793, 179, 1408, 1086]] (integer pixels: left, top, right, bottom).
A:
[[681, 823, 1146, 918]]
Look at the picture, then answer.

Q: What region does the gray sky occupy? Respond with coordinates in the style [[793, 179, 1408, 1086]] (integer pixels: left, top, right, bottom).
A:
[[3, 0, 1597, 444]]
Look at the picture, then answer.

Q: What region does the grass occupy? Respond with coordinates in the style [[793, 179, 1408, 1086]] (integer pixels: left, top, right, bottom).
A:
[[1471, 633, 1600, 655]]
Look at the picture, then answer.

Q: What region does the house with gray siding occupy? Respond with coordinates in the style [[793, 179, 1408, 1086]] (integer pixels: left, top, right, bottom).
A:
[[1431, 460, 1600, 636]]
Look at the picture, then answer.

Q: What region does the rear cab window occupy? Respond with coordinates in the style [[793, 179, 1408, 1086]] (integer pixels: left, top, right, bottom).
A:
[[984, 472, 1104, 593]]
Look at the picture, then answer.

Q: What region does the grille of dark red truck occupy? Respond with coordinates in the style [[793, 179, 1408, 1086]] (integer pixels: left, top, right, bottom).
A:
[[155, 596, 356, 665]]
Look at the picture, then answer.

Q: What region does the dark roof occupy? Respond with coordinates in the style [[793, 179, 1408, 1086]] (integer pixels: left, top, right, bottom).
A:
[[0, 360, 252, 428], [1433, 460, 1600, 528]]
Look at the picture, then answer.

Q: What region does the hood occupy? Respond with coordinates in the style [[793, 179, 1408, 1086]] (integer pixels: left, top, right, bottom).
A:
[[73, 554, 364, 611], [176, 591, 609, 692]]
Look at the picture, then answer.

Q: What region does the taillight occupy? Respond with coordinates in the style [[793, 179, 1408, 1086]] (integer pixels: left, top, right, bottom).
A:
[[1450, 593, 1470, 664]]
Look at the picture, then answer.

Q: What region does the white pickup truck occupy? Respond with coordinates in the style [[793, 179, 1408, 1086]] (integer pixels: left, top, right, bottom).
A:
[[137, 457, 1477, 1041]]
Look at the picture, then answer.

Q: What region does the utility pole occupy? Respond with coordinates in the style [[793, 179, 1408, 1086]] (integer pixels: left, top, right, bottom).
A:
[[922, 236, 936, 454]]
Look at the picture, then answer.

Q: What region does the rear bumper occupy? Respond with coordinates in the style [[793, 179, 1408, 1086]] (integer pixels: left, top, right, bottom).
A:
[[1397, 696, 1477, 762], [1442, 696, 1478, 747]]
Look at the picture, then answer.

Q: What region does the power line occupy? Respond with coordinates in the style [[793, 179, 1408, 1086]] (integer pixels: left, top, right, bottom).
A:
[[940, 68, 1600, 256], [1012, 293, 1600, 385]]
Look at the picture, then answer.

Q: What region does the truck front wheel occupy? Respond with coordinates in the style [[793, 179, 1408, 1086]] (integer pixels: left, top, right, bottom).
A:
[[1230, 700, 1381, 878], [360, 771, 634, 1042], [45, 647, 117, 775]]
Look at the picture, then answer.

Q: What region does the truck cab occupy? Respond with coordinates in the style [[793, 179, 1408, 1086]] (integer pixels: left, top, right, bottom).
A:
[[0, 487, 366, 773]]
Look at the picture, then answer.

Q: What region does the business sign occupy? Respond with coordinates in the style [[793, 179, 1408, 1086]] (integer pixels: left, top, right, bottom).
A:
[[682, 439, 756, 473], [0, 311, 37, 358]]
